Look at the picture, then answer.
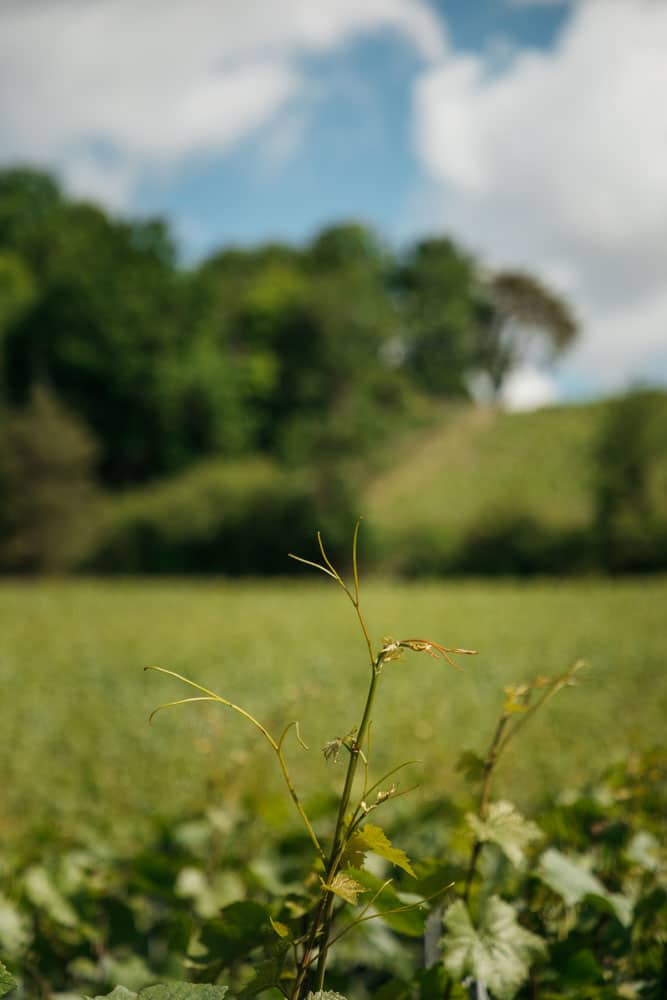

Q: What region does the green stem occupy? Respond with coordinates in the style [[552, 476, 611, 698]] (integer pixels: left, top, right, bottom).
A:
[[293, 660, 382, 997], [293, 636, 381, 996], [146, 666, 324, 862], [314, 646, 382, 986], [462, 714, 507, 904], [291, 523, 382, 997]]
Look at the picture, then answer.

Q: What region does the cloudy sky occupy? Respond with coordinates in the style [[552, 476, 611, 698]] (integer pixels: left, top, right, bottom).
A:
[[1, 0, 666, 407]]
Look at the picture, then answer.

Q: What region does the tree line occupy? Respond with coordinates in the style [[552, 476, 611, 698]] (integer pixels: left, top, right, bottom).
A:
[[2, 166, 663, 575], [0, 168, 577, 483]]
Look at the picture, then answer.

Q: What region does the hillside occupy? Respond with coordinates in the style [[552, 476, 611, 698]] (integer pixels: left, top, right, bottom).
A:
[[363, 397, 636, 572]]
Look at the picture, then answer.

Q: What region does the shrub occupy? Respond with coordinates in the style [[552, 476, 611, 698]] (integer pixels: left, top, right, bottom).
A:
[[453, 511, 593, 576], [592, 389, 667, 572], [0, 385, 100, 572], [86, 458, 361, 575]]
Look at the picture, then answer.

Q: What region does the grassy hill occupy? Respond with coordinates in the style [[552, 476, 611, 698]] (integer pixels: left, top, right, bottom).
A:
[[363, 395, 667, 573]]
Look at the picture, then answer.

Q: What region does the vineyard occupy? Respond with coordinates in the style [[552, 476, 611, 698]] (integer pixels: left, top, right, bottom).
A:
[[1, 559, 666, 998]]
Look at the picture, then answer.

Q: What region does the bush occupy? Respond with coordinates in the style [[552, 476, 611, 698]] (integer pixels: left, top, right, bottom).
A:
[[0, 385, 100, 572], [592, 389, 667, 572], [452, 511, 593, 576], [388, 514, 593, 578], [86, 458, 362, 574]]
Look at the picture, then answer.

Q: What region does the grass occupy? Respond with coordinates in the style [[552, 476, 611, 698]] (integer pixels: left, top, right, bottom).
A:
[[365, 401, 607, 557], [2, 575, 666, 851]]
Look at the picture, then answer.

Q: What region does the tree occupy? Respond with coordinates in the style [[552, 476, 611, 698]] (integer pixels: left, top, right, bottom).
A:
[[592, 388, 667, 570], [0, 250, 36, 382], [476, 270, 578, 398], [0, 386, 100, 572], [0, 169, 187, 485], [394, 238, 481, 397]]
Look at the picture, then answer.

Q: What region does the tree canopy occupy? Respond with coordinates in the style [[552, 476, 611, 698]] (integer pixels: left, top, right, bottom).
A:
[[0, 166, 583, 572]]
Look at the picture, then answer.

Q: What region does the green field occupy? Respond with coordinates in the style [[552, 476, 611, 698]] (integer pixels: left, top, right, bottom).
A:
[[2, 575, 666, 849]]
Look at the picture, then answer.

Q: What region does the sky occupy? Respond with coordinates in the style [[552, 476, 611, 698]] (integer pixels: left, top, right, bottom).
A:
[[1, 0, 666, 409]]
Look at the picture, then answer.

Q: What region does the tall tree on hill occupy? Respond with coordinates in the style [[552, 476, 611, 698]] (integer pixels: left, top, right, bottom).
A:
[[395, 237, 481, 397], [476, 270, 578, 399]]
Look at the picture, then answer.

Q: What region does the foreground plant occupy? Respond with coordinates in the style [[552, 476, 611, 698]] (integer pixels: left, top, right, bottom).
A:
[[146, 523, 475, 997], [3, 535, 664, 999], [438, 663, 587, 1000]]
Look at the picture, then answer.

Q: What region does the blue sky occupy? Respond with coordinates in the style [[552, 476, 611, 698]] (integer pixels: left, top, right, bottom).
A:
[[138, 1, 570, 258], [1, 0, 666, 408]]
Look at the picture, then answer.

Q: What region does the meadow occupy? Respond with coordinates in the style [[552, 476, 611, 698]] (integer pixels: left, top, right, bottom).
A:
[[2, 573, 665, 849]]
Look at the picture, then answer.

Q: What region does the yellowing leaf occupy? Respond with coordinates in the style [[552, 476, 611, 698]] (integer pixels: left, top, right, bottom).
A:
[[269, 917, 290, 938], [322, 873, 367, 905], [343, 824, 415, 878]]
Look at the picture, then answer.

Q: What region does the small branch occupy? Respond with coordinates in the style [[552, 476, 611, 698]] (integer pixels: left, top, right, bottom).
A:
[[146, 666, 323, 864]]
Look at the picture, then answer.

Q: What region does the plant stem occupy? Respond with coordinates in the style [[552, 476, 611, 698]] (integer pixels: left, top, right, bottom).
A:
[[315, 658, 381, 988], [443, 714, 509, 1000], [146, 666, 324, 862], [462, 714, 508, 904], [292, 591, 381, 998]]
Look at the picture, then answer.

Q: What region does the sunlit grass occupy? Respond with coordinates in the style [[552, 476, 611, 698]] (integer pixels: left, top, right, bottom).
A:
[[1, 576, 665, 848]]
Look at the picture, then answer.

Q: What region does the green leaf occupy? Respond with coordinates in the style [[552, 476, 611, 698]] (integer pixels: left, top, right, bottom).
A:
[[344, 824, 415, 877], [553, 947, 604, 988], [467, 801, 542, 868], [197, 900, 270, 964], [305, 993, 349, 1000], [140, 988, 228, 1000], [348, 868, 426, 937], [322, 872, 367, 905], [0, 894, 31, 957], [0, 962, 16, 999], [23, 866, 78, 927], [90, 989, 138, 1000], [537, 848, 605, 905], [238, 957, 284, 998], [626, 830, 662, 872], [456, 750, 485, 783], [537, 848, 632, 925], [442, 896, 545, 1000]]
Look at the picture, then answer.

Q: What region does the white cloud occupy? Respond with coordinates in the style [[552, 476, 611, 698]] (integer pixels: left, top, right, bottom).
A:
[[500, 366, 559, 411], [413, 0, 667, 394], [0, 0, 445, 208]]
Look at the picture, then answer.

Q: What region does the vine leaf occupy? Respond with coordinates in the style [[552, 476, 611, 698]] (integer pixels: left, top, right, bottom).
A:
[[456, 750, 485, 783], [90, 989, 138, 1000], [194, 901, 270, 965], [90, 989, 229, 1000], [322, 873, 368, 905], [537, 848, 632, 925], [23, 866, 78, 928], [141, 988, 228, 1000], [0, 962, 16, 999], [344, 824, 416, 877], [467, 801, 543, 868], [305, 992, 349, 1000], [442, 896, 545, 1000]]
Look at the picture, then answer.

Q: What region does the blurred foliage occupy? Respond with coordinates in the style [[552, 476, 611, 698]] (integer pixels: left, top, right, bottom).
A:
[[476, 271, 578, 399], [3, 165, 667, 576], [368, 396, 667, 577], [0, 385, 100, 571], [394, 238, 482, 398], [592, 388, 667, 571], [1, 750, 665, 998], [87, 458, 360, 575]]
